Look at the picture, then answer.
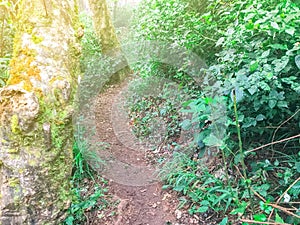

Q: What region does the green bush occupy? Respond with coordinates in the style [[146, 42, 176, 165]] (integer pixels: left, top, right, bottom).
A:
[[205, 0, 300, 149]]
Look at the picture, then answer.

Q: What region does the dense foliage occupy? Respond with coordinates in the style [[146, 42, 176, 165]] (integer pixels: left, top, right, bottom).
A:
[[129, 0, 300, 223], [0, 1, 15, 87]]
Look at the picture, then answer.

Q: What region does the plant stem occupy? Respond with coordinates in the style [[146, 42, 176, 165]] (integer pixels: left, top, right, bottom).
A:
[[232, 89, 253, 211], [232, 90, 247, 178]]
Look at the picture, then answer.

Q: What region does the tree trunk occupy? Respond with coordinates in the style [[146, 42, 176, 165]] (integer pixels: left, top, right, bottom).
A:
[[88, 0, 130, 83], [0, 0, 80, 224]]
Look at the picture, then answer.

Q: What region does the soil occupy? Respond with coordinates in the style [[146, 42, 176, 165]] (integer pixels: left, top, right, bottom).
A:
[[83, 80, 218, 225]]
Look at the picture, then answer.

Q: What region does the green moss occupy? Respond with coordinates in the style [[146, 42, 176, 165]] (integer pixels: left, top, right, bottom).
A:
[[11, 114, 20, 134], [7, 148, 19, 154], [8, 177, 20, 187], [32, 34, 44, 44], [8, 47, 41, 91]]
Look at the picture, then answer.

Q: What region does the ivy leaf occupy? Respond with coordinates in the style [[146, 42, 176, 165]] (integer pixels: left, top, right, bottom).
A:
[[277, 101, 288, 108], [242, 117, 257, 128], [270, 22, 280, 30], [248, 85, 257, 95], [273, 56, 289, 73], [268, 99, 277, 109]]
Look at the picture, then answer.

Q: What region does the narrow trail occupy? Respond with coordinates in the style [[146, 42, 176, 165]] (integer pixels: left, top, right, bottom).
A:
[[92, 81, 177, 225]]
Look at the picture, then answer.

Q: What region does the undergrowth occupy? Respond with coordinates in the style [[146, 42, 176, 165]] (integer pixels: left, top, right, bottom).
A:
[[127, 0, 300, 224], [125, 77, 184, 150], [63, 138, 109, 225]]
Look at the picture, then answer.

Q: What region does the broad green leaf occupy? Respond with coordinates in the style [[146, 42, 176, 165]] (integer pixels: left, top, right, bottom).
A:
[[242, 117, 257, 128], [201, 200, 210, 206], [281, 76, 297, 84], [270, 44, 288, 50], [270, 22, 280, 30], [256, 114, 265, 121], [250, 61, 259, 72], [275, 213, 285, 223], [197, 206, 209, 213], [261, 49, 270, 58], [219, 217, 228, 225], [268, 99, 277, 108], [277, 101, 288, 108], [230, 201, 247, 215], [266, 72, 273, 80], [253, 213, 267, 222], [285, 27, 295, 36], [254, 184, 270, 197], [238, 114, 244, 122], [204, 134, 222, 146], [162, 185, 171, 190]]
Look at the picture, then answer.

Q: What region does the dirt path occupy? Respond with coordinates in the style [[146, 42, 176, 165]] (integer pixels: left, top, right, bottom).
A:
[[91, 81, 177, 225], [81, 80, 215, 225]]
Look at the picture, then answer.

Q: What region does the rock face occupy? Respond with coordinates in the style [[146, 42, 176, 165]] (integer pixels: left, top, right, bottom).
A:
[[0, 0, 80, 224]]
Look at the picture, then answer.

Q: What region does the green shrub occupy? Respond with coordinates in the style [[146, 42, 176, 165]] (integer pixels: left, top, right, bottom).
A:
[[205, 0, 300, 149]]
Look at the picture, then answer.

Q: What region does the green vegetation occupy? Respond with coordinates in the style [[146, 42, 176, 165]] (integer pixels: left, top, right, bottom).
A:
[[1, 0, 299, 224], [63, 140, 108, 225], [125, 77, 183, 149], [0, 1, 15, 87], [127, 0, 300, 224]]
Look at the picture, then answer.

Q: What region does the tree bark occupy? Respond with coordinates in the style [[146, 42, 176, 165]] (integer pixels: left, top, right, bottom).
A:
[[0, 0, 80, 224], [88, 0, 130, 83]]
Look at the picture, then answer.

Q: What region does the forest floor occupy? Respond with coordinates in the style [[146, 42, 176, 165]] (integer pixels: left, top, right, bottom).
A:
[[83, 80, 218, 225]]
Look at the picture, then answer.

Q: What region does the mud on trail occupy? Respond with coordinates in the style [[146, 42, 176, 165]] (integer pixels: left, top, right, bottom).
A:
[[85, 81, 214, 225]]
